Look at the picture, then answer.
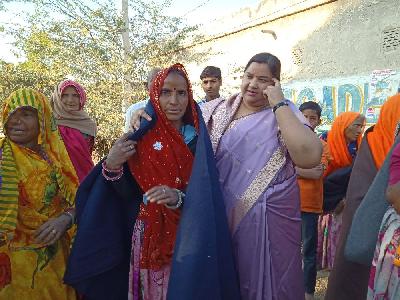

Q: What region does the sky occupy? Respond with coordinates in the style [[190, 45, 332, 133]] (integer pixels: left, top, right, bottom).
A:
[[0, 0, 261, 63]]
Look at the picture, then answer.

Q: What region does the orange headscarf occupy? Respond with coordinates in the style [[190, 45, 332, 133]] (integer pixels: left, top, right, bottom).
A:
[[367, 94, 400, 169], [325, 112, 362, 176]]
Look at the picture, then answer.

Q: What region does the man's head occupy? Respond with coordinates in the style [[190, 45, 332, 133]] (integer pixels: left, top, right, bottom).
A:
[[200, 66, 222, 101], [145, 67, 162, 91], [299, 101, 322, 130]]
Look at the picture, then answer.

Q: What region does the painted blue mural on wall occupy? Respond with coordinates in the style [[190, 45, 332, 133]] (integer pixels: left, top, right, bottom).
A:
[[283, 70, 400, 125]]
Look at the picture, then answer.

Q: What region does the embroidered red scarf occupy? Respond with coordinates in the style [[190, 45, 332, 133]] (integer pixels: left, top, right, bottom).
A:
[[128, 63, 199, 270]]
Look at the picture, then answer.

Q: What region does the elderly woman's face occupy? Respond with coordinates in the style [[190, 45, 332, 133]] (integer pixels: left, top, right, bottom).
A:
[[345, 115, 366, 143], [159, 72, 189, 123], [61, 86, 80, 112], [5, 107, 40, 148]]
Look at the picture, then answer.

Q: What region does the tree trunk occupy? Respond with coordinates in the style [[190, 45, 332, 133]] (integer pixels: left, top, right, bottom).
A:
[[121, 0, 132, 113]]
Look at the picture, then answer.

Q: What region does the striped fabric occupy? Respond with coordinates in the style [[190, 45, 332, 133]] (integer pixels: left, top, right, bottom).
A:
[[0, 88, 79, 242], [0, 141, 19, 237]]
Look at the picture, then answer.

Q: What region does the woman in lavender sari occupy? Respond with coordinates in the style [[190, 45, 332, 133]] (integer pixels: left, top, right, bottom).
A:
[[132, 53, 322, 300]]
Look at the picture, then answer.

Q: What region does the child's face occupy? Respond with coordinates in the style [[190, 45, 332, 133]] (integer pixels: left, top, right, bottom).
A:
[[201, 76, 221, 100], [301, 108, 320, 130]]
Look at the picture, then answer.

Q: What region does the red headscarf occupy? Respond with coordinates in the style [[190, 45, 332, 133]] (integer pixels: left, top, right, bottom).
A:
[[325, 112, 362, 176], [128, 63, 199, 270]]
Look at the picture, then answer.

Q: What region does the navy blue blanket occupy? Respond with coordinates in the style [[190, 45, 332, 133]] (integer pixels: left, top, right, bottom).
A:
[[64, 104, 241, 300]]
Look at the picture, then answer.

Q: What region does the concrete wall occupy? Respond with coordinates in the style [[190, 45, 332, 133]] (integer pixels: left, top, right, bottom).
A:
[[184, 0, 400, 123], [283, 70, 400, 126]]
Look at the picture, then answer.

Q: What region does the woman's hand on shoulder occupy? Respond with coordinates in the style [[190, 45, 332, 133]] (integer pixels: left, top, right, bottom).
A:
[[105, 133, 137, 170], [146, 185, 178, 207], [130, 109, 152, 131], [34, 214, 71, 246]]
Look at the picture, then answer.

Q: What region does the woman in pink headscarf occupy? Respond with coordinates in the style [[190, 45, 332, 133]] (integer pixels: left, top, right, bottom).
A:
[[51, 80, 97, 183]]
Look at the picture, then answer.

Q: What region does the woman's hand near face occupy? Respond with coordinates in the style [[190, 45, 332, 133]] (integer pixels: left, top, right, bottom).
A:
[[105, 133, 137, 170], [262, 78, 285, 107], [146, 185, 179, 207], [269, 81, 322, 168], [34, 214, 71, 246]]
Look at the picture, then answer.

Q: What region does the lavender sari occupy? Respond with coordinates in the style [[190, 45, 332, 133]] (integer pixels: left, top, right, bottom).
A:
[[202, 94, 304, 300]]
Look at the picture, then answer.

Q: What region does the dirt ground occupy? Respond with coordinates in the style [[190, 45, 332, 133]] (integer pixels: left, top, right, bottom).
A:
[[314, 269, 329, 299]]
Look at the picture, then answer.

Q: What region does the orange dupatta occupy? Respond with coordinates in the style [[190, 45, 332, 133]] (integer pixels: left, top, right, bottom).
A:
[[325, 112, 362, 176], [367, 94, 400, 170]]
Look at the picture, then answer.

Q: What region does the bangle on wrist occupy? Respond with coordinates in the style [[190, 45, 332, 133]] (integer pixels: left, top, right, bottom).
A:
[[103, 160, 123, 173], [272, 100, 289, 113], [102, 167, 123, 181], [102, 161, 124, 181], [165, 189, 185, 209], [62, 210, 75, 229]]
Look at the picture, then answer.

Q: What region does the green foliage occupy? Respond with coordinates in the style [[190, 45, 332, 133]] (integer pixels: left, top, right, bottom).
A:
[[0, 0, 208, 158], [0, 60, 55, 98]]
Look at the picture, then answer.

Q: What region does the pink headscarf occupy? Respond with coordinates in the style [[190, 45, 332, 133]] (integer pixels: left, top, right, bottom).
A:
[[51, 80, 97, 182], [59, 80, 87, 109], [51, 80, 97, 137]]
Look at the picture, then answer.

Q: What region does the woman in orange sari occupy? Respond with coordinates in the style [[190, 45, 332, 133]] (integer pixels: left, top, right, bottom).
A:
[[326, 93, 400, 300], [318, 112, 365, 270], [325, 112, 364, 176], [0, 88, 79, 299]]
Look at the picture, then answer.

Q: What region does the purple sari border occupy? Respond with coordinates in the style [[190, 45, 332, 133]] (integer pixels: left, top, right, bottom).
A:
[[203, 93, 305, 299], [230, 141, 287, 232], [201, 93, 241, 153]]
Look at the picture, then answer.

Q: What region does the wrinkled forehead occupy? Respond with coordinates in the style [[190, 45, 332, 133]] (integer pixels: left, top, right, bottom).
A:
[[5, 106, 38, 124], [162, 72, 188, 90], [2, 90, 47, 136], [351, 115, 366, 125], [9, 106, 37, 114]]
